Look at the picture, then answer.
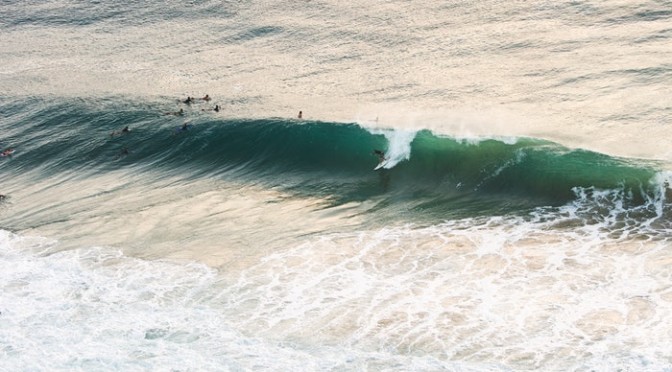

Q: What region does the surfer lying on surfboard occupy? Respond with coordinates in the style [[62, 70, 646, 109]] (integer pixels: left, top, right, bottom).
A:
[[173, 122, 193, 134], [164, 108, 184, 116], [110, 126, 130, 137]]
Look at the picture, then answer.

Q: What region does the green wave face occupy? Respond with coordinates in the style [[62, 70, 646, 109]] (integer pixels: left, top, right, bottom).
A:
[[0, 97, 666, 221]]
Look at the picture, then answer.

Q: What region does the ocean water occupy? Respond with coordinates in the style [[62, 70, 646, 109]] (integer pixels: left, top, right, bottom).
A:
[[1, 1, 672, 371]]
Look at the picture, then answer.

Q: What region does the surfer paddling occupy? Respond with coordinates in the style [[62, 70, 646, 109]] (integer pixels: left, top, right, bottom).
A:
[[165, 108, 184, 116], [110, 126, 130, 137], [1, 148, 15, 157], [202, 105, 220, 112], [114, 146, 130, 160]]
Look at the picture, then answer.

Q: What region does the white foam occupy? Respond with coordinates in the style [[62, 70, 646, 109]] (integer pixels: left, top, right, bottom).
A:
[[2, 188, 671, 371], [452, 135, 520, 146], [366, 128, 417, 169], [0, 229, 501, 371], [555, 171, 672, 238], [208, 203, 672, 370]]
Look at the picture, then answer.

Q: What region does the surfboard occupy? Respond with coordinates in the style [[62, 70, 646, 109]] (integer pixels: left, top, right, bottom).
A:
[[374, 159, 389, 170]]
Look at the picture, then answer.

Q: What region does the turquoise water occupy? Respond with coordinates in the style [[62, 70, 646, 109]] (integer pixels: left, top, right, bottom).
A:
[[1, 1, 672, 371], [1, 97, 667, 232]]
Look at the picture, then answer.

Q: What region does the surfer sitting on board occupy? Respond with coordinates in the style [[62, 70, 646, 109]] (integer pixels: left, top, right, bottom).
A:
[[201, 94, 211, 101]]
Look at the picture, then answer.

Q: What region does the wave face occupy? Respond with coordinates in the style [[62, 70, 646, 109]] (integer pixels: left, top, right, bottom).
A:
[[1, 97, 667, 225]]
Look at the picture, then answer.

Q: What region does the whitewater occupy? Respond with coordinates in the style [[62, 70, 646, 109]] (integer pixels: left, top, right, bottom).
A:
[[1, 1, 672, 371]]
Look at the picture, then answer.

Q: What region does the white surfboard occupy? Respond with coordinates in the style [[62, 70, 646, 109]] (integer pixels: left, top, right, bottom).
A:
[[374, 159, 389, 170]]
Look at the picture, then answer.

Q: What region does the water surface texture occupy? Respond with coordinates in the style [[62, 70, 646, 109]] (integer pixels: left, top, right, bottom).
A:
[[1, 1, 671, 370]]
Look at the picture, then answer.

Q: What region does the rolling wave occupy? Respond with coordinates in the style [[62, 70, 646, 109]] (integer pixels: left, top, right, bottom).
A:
[[0, 97, 669, 222]]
